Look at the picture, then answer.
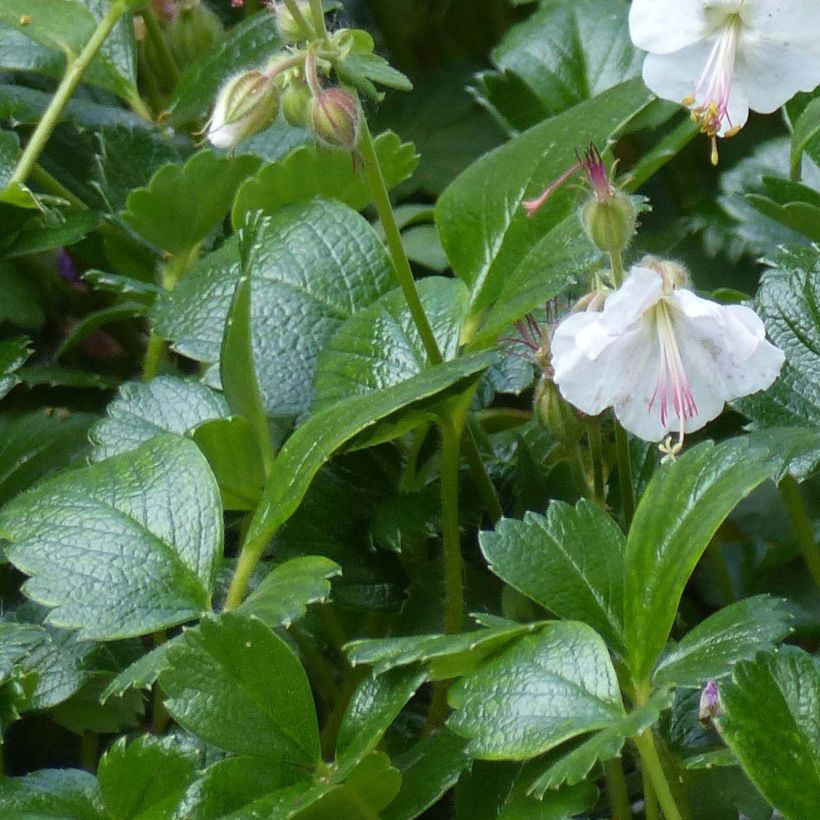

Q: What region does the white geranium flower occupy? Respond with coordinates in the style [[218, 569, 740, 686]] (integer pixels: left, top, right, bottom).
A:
[[551, 262, 785, 451], [629, 0, 820, 164]]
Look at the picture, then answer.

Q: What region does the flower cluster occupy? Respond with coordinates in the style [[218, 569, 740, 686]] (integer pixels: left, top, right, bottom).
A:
[[629, 0, 820, 164]]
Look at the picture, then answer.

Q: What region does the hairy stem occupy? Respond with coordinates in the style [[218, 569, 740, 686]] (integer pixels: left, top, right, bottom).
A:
[[308, 0, 330, 44], [588, 417, 606, 505], [634, 731, 682, 820], [605, 757, 633, 819], [609, 249, 626, 288], [10, 1, 127, 186], [463, 420, 503, 522], [779, 475, 820, 588]]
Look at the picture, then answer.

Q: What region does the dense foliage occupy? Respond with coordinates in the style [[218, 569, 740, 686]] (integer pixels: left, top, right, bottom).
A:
[[0, 1, 818, 818]]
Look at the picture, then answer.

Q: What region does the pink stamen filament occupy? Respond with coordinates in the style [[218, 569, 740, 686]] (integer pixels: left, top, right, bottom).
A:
[[648, 302, 698, 447]]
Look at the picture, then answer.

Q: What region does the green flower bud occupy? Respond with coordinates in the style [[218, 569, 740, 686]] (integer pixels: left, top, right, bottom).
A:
[[165, 1, 224, 72], [208, 71, 280, 150], [533, 376, 583, 445], [308, 88, 361, 150], [281, 79, 312, 128], [274, 0, 316, 43], [580, 189, 637, 257]]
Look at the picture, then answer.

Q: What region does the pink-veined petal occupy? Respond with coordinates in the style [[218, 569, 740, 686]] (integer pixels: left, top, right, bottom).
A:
[[629, 0, 707, 54]]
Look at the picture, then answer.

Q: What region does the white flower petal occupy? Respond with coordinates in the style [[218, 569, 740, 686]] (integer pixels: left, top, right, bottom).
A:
[[552, 315, 655, 419], [629, 0, 706, 54], [598, 267, 664, 335], [642, 44, 751, 134]]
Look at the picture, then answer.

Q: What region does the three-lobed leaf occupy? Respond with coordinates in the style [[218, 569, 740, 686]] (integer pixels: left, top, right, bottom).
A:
[[448, 621, 625, 759], [479, 500, 625, 650], [0, 435, 223, 640]]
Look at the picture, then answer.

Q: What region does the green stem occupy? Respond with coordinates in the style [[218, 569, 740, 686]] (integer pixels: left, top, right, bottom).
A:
[[615, 423, 635, 527], [463, 420, 503, 522], [779, 475, 820, 588], [308, 0, 330, 44], [567, 439, 593, 500], [609, 250, 626, 288], [588, 417, 606, 505], [358, 117, 442, 366], [284, 0, 313, 37], [141, 7, 180, 86], [440, 396, 471, 635], [224, 532, 267, 610], [634, 731, 682, 820], [622, 118, 699, 193], [605, 757, 633, 820], [142, 333, 166, 381], [10, 1, 127, 186], [643, 774, 660, 820], [400, 422, 431, 493]]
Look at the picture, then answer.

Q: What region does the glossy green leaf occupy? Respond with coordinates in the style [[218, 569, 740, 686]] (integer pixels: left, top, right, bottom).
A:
[[5, 210, 102, 258], [243, 351, 495, 551], [652, 595, 793, 688], [89, 376, 228, 462], [167, 13, 282, 125], [624, 439, 772, 685], [175, 756, 284, 820], [336, 666, 427, 770], [487, 0, 641, 122], [436, 78, 650, 319], [0, 410, 94, 507], [97, 735, 198, 820], [220, 220, 274, 474], [479, 500, 625, 649], [122, 150, 261, 256], [346, 622, 543, 680], [190, 417, 266, 511], [448, 622, 625, 759], [736, 251, 820, 478], [746, 177, 820, 241], [51, 676, 144, 736], [0, 435, 223, 640], [0, 337, 32, 402], [231, 131, 418, 227], [382, 729, 471, 820], [312, 277, 469, 412], [717, 647, 820, 820], [529, 690, 674, 795], [0, 769, 103, 819], [238, 556, 341, 628], [154, 199, 396, 417], [0, 267, 45, 331], [0, 623, 47, 686], [100, 640, 173, 703], [161, 613, 320, 764]]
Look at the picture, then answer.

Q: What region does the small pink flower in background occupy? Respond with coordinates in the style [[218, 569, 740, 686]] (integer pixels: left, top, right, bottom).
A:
[[629, 0, 820, 164], [551, 261, 784, 455]]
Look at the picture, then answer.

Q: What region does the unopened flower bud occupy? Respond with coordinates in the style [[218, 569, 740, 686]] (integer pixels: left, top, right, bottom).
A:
[[274, 0, 316, 43], [308, 88, 361, 150], [534, 376, 583, 444], [281, 79, 312, 128], [208, 71, 280, 150], [698, 679, 720, 725], [166, 1, 224, 71], [641, 256, 691, 293], [581, 188, 637, 257]]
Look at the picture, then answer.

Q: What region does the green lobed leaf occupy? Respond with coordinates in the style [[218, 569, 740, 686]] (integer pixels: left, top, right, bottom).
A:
[[0, 769, 104, 819], [791, 95, 820, 176], [242, 351, 496, 551], [100, 640, 174, 703], [0, 435, 223, 640], [122, 150, 261, 256], [0, 622, 47, 686], [154, 199, 396, 418], [717, 647, 820, 820], [5, 210, 103, 258], [479, 500, 625, 650], [529, 689, 675, 796], [89, 376, 229, 462], [311, 277, 469, 412], [97, 735, 199, 820], [735, 251, 820, 478], [746, 177, 820, 242], [652, 595, 793, 688], [448, 621, 625, 759], [485, 0, 641, 126], [231, 131, 418, 227], [436, 78, 651, 320], [161, 613, 320, 764], [624, 439, 773, 686], [237, 556, 342, 629], [336, 666, 427, 771]]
